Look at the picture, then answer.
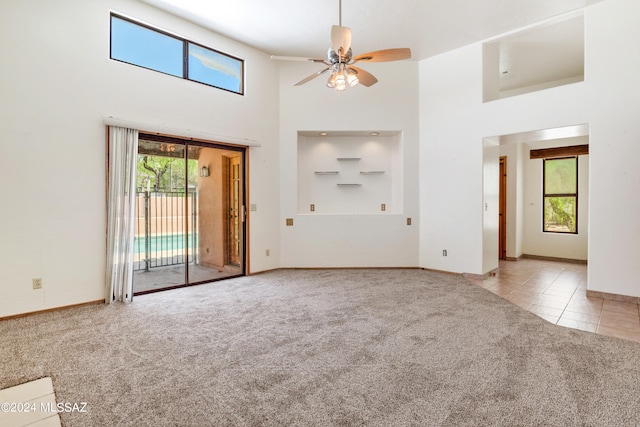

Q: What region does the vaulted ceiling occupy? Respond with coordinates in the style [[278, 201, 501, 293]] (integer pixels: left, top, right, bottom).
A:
[[139, 0, 604, 61]]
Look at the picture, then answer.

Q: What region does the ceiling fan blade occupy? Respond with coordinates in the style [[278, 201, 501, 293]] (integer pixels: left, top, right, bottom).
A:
[[353, 48, 412, 63], [349, 66, 378, 87], [294, 66, 331, 86], [270, 55, 325, 63], [331, 25, 352, 54]]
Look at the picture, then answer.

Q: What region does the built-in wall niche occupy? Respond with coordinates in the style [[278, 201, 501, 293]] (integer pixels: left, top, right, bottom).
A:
[[483, 13, 584, 102], [297, 131, 402, 214]]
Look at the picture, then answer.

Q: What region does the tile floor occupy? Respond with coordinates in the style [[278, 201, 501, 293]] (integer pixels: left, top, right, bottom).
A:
[[469, 258, 640, 344], [0, 377, 61, 427]]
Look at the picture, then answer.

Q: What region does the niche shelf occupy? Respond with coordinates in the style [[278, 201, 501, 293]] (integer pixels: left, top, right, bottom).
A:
[[297, 131, 402, 214]]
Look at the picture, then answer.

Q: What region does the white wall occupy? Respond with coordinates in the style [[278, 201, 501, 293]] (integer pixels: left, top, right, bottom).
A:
[[419, 44, 486, 275], [585, 0, 640, 297], [521, 138, 589, 261], [3, 0, 639, 318], [0, 0, 280, 317], [419, 0, 640, 297], [278, 60, 420, 267]]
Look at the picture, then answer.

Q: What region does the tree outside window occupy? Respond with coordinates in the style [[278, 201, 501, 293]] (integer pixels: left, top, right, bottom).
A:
[[137, 155, 197, 193], [543, 157, 578, 233]]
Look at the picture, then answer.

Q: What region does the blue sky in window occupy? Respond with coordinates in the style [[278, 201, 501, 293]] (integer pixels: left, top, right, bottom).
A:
[[111, 17, 183, 77], [188, 44, 241, 93], [111, 16, 243, 93]]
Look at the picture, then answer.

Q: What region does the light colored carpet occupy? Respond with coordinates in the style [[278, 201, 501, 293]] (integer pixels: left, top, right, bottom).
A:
[[1, 269, 639, 426]]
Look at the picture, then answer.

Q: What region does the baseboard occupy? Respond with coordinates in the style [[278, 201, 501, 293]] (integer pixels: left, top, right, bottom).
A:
[[586, 290, 640, 304], [420, 268, 499, 281], [0, 299, 104, 322], [462, 268, 498, 281], [522, 254, 587, 265], [248, 267, 281, 276], [421, 267, 463, 277], [284, 266, 421, 271]]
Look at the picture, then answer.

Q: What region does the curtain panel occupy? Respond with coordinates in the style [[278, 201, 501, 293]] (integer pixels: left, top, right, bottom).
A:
[[105, 126, 138, 303]]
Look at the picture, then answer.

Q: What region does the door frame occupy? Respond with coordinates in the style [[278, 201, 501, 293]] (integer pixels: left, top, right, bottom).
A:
[[134, 132, 248, 293]]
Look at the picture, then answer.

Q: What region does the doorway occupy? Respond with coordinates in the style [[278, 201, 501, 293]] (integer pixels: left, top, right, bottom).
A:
[[487, 124, 590, 269], [133, 134, 246, 294]]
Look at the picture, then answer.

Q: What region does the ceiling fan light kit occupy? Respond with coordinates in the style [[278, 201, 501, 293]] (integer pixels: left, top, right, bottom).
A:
[[326, 60, 360, 90], [274, 0, 411, 91]]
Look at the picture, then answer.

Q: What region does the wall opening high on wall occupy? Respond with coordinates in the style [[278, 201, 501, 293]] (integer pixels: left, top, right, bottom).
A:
[[483, 13, 584, 101]]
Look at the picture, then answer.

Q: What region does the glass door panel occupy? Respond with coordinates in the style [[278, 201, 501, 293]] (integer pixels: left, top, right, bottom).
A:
[[228, 155, 242, 267], [133, 140, 187, 293], [187, 146, 244, 284], [133, 136, 245, 294]]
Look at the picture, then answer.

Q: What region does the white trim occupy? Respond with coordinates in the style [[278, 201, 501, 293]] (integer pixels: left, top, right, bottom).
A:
[[103, 116, 261, 147]]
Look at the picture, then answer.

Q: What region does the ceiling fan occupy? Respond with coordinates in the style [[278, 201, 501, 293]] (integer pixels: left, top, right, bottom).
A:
[[271, 0, 411, 91]]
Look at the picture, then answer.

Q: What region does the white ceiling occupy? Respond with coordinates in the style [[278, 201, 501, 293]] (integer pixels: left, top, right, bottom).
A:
[[139, 0, 604, 61]]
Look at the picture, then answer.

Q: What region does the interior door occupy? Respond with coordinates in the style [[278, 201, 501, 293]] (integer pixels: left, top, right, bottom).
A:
[[499, 156, 507, 260]]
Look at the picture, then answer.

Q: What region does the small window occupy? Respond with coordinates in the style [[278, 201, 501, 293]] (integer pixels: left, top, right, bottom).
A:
[[187, 43, 243, 94], [543, 157, 577, 233], [110, 14, 244, 95], [110, 16, 183, 77]]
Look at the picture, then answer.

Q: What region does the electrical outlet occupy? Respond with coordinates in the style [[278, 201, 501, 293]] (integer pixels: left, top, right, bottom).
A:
[[33, 278, 43, 289], [286, 218, 294, 226], [381, 204, 386, 211], [266, 249, 270, 256], [310, 204, 315, 212], [443, 250, 448, 257], [407, 218, 412, 225]]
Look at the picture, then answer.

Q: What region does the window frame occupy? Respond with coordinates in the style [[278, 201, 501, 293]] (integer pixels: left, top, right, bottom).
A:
[[109, 13, 245, 95], [542, 156, 578, 234]]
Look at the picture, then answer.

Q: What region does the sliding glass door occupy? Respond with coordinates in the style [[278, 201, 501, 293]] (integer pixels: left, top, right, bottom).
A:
[[133, 135, 245, 294]]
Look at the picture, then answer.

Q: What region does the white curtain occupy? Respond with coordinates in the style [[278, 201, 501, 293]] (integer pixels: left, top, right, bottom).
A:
[[105, 126, 138, 303]]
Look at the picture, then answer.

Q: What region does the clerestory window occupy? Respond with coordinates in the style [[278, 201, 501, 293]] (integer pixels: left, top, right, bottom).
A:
[[110, 14, 244, 95]]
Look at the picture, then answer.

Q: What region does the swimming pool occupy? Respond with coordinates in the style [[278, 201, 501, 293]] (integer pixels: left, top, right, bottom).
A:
[[134, 233, 198, 254]]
